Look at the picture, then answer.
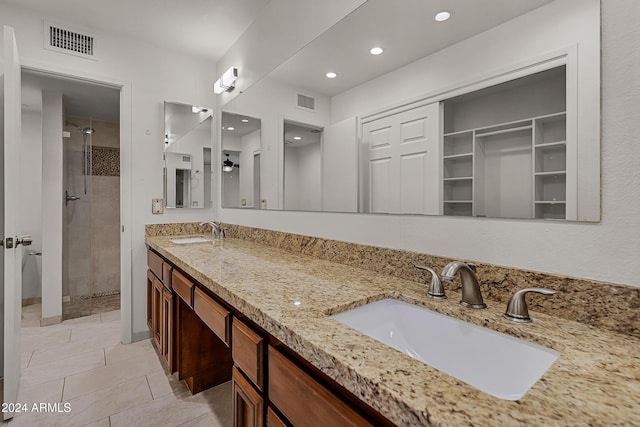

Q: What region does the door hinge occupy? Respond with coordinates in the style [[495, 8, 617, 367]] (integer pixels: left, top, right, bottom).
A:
[[1, 237, 14, 249]]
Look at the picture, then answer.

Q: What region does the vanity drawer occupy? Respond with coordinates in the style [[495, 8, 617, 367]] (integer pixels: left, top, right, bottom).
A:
[[172, 270, 194, 307], [147, 249, 164, 281], [268, 346, 373, 427], [194, 287, 230, 345], [232, 318, 265, 390], [162, 262, 173, 290]]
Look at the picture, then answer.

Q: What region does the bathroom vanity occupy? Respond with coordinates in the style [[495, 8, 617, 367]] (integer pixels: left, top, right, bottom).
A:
[[145, 232, 640, 426]]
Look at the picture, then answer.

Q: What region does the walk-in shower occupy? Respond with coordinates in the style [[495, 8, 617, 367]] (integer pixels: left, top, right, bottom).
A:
[[63, 118, 121, 319]]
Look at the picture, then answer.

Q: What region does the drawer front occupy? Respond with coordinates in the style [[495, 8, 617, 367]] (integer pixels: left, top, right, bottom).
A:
[[194, 287, 230, 345], [268, 346, 372, 427], [232, 318, 265, 390], [172, 270, 194, 307], [147, 249, 164, 281], [162, 262, 173, 290]]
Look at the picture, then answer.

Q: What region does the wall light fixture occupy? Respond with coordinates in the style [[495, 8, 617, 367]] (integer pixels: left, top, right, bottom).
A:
[[214, 66, 238, 94]]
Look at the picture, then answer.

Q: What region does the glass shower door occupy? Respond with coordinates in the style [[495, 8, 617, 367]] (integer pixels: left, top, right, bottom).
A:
[[62, 118, 93, 319]]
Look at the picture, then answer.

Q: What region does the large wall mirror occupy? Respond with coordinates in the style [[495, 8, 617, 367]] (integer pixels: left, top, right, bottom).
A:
[[220, 0, 600, 221], [164, 101, 213, 209]]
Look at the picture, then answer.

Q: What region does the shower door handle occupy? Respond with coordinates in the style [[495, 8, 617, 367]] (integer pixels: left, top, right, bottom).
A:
[[65, 190, 80, 206]]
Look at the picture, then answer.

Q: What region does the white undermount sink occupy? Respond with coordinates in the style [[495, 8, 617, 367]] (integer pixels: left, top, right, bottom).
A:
[[331, 299, 559, 400], [170, 237, 211, 244]]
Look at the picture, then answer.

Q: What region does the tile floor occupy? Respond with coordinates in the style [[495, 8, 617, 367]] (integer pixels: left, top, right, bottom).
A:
[[2, 304, 232, 427]]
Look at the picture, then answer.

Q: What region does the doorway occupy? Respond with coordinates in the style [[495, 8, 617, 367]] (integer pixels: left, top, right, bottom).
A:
[[22, 71, 121, 321]]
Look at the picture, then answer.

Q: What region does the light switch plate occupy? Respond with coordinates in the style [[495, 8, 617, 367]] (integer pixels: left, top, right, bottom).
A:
[[152, 199, 164, 214]]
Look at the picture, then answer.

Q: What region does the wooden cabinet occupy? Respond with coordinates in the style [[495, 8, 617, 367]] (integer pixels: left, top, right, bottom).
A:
[[147, 249, 175, 372], [161, 287, 174, 370], [194, 287, 230, 345], [232, 366, 264, 427], [152, 274, 162, 350], [147, 247, 391, 427], [172, 269, 194, 306], [146, 270, 154, 330], [174, 271, 232, 394], [266, 407, 287, 427], [268, 346, 373, 427], [232, 318, 265, 391]]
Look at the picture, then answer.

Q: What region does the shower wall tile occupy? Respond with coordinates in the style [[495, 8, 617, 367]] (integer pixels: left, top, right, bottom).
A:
[[91, 176, 120, 296], [92, 147, 120, 176]]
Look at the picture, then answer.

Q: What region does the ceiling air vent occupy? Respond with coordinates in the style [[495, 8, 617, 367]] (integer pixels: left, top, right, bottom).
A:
[[297, 93, 316, 112], [44, 21, 97, 60]]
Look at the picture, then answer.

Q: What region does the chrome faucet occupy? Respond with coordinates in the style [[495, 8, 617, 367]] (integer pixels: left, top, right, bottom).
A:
[[414, 264, 447, 300], [441, 261, 486, 309], [504, 288, 557, 323], [199, 221, 224, 239]]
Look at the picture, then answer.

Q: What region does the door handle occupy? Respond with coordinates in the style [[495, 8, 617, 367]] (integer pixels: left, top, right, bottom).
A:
[[16, 235, 33, 247]]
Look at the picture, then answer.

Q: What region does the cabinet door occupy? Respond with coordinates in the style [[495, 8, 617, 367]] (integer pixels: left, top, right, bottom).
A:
[[152, 276, 163, 350], [161, 287, 174, 372], [233, 366, 264, 427], [147, 270, 154, 330]]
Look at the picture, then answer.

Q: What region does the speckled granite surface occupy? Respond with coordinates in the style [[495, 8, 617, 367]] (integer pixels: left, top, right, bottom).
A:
[[146, 233, 640, 426], [221, 224, 640, 339]]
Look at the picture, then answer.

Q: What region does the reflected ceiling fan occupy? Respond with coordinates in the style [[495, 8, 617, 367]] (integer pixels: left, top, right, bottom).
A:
[[223, 153, 239, 172]]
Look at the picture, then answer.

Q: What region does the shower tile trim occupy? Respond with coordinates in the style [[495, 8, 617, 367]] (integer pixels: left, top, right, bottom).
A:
[[145, 222, 640, 339]]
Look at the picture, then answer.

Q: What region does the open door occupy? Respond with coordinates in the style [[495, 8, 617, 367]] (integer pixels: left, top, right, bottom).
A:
[[2, 25, 30, 421]]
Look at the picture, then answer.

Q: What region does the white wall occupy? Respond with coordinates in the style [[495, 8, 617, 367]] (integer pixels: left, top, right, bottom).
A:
[[41, 91, 63, 321], [21, 109, 42, 299], [223, 77, 331, 209], [239, 129, 261, 207], [0, 3, 217, 340], [216, 0, 366, 106], [220, 0, 640, 288], [284, 142, 321, 211]]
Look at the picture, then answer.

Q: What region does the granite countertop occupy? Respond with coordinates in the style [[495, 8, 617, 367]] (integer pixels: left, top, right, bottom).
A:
[[145, 235, 640, 426]]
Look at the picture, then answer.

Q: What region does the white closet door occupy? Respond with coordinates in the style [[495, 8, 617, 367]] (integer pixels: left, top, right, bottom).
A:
[[362, 103, 440, 214]]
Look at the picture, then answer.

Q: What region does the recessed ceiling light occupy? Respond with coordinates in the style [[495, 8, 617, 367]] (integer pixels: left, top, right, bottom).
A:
[[227, 127, 235, 131], [293, 136, 301, 140], [370, 47, 383, 55], [435, 11, 451, 22], [241, 119, 249, 123], [325, 72, 337, 79]]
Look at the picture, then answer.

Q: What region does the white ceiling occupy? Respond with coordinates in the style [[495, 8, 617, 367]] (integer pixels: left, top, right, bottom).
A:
[[13, 0, 271, 122], [284, 121, 322, 147], [4, 0, 271, 62], [14, 0, 555, 121], [268, 0, 554, 97]]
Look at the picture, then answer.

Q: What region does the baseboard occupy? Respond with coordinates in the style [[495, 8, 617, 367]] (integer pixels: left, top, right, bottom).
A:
[[132, 330, 151, 343], [22, 297, 42, 307], [40, 315, 62, 326]]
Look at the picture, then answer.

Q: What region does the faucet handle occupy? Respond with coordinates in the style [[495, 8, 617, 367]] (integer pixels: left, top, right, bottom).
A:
[[504, 288, 557, 323], [414, 264, 447, 300]]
